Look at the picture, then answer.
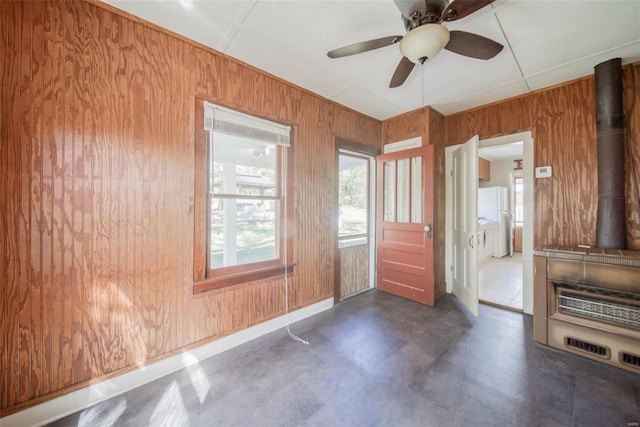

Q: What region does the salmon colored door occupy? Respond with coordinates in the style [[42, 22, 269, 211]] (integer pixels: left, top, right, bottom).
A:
[[376, 145, 434, 306]]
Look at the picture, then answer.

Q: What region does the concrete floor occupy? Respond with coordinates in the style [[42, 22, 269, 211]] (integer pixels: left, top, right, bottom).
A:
[[49, 291, 640, 426]]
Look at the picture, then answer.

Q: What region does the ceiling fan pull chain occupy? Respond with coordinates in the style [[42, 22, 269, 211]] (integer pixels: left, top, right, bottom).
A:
[[422, 63, 425, 108]]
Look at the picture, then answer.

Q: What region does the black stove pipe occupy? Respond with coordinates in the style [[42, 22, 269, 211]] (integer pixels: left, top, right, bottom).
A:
[[595, 58, 626, 249]]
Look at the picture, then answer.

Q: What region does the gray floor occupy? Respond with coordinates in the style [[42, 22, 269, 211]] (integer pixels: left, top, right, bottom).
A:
[[49, 291, 640, 427]]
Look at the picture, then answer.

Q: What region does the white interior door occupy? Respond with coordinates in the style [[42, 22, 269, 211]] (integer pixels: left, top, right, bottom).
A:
[[452, 135, 479, 316]]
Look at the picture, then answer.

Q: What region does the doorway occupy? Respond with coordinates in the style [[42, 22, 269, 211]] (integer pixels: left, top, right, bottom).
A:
[[477, 142, 524, 311], [445, 131, 534, 315], [335, 146, 377, 301]]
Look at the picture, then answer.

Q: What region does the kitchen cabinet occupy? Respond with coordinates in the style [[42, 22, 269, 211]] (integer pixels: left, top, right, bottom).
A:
[[478, 157, 490, 180], [478, 221, 496, 262], [514, 225, 523, 252]]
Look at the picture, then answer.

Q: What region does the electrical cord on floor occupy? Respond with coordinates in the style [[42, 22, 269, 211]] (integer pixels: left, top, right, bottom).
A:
[[282, 148, 309, 346], [284, 266, 309, 346]]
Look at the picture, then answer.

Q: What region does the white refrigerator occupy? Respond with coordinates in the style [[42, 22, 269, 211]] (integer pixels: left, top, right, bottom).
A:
[[478, 186, 510, 257]]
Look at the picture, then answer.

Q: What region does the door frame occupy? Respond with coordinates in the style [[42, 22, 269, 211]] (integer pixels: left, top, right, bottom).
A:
[[334, 137, 380, 303], [445, 131, 535, 315]]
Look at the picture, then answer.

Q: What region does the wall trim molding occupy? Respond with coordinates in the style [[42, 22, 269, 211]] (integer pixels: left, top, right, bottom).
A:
[[383, 136, 422, 153], [1, 298, 334, 427]]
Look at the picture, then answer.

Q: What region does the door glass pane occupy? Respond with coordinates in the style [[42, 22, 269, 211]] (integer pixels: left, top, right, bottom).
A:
[[383, 161, 396, 222], [397, 158, 409, 223], [339, 154, 368, 247], [411, 156, 423, 223]]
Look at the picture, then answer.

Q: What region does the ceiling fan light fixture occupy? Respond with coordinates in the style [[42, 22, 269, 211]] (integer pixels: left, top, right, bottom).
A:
[[399, 24, 450, 64]]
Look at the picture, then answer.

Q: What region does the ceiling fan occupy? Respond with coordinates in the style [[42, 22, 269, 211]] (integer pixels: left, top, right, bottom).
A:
[[327, 0, 504, 88]]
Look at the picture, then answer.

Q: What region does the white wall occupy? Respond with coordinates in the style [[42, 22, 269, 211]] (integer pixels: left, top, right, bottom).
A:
[[479, 158, 522, 189]]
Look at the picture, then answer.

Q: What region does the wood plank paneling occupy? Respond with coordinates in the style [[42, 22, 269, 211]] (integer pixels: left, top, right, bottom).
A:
[[4, 0, 22, 406], [0, 0, 380, 415], [29, 0, 45, 400], [623, 63, 640, 249], [382, 108, 428, 145], [0, 2, 6, 410], [428, 108, 447, 298], [17, 0, 34, 404], [446, 95, 534, 146], [534, 78, 597, 247]]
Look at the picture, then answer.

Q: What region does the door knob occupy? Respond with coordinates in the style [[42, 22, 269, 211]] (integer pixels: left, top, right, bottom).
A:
[[424, 224, 432, 239]]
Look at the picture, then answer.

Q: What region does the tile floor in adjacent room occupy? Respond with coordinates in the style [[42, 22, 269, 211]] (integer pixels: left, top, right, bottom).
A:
[[479, 252, 523, 310], [48, 291, 640, 427]]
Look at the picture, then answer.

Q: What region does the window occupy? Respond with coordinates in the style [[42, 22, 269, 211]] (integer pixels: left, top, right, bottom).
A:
[[338, 152, 370, 248], [382, 155, 423, 223], [514, 176, 524, 224], [193, 100, 293, 293]]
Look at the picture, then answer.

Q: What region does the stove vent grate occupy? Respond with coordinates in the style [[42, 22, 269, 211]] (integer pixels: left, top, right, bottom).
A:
[[621, 352, 640, 369], [557, 291, 640, 329], [565, 337, 609, 358]]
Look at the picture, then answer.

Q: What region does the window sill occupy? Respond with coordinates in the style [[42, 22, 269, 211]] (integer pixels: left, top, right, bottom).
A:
[[193, 264, 294, 294]]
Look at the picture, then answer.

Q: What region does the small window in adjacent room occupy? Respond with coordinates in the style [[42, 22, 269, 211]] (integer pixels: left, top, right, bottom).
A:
[[193, 100, 293, 293], [514, 176, 524, 225]]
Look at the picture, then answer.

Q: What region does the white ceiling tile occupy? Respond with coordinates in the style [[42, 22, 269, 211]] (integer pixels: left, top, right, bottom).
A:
[[497, 0, 640, 77], [103, 0, 256, 51], [434, 78, 530, 116], [330, 87, 405, 121], [225, 1, 403, 97], [526, 40, 640, 90]]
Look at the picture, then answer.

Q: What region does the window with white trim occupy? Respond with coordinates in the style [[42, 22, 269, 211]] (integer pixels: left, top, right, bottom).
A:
[[193, 100, 293, 293]]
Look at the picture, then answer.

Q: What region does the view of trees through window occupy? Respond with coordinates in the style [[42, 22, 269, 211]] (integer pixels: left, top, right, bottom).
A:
[[210, 137, 280, 269], [339, 154, 369, 247]]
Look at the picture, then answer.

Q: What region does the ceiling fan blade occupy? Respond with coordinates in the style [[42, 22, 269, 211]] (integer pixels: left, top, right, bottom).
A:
[[393, 0, 427, 21], [441, 0, 494, 22], [327, 35, 403, 58], [390, 56, 416, 88], [445, 30, 503, 59]]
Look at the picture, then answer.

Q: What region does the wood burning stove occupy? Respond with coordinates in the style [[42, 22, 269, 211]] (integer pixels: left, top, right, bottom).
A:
[[534, 246, 640, 373]]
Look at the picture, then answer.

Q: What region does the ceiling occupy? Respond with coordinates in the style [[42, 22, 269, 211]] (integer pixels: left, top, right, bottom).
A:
[[102, 0, 640, 121], [479, 141, 522, 161]]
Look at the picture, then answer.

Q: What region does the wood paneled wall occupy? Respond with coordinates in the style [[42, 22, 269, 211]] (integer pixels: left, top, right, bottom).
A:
[[0, 0, 380, 414], [623, 63, 640, 248], [446, 64, 640, 250], [446, 95, 534, 145], [338, 245, 370, 298], [427, 109, 447, 298]]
